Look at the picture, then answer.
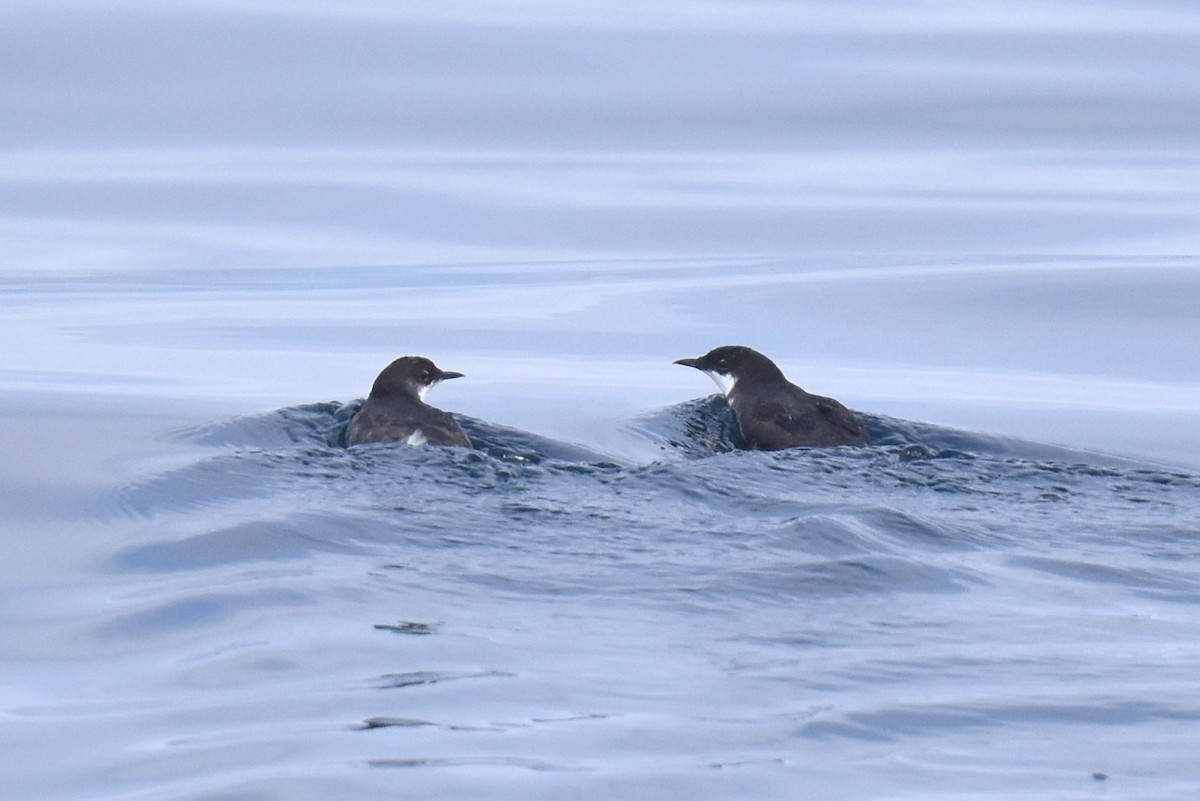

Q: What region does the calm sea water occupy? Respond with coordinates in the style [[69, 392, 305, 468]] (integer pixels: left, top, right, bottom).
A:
[[3, 2, 1200, 799]]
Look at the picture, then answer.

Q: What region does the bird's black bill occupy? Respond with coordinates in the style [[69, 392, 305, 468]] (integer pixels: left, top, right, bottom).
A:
[[673, 357, 702, 369], [439, 371, 465, 380]]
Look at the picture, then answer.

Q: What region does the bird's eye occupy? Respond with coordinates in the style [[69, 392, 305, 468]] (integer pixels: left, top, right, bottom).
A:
[[421, 371, 431, 382], [717, 360, 729, 370]]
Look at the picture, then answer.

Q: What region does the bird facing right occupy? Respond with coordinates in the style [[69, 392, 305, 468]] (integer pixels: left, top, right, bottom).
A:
[[674, 345, 869, 450], [346, 356, 472, 448]]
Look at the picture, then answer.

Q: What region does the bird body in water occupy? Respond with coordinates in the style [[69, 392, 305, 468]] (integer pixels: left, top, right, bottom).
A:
[[674, 345, 869, 450], [346, 356, 471, 448]]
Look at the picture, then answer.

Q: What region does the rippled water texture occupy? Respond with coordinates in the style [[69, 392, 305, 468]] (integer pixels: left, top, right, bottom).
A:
[[3, 1, 1200, 799]]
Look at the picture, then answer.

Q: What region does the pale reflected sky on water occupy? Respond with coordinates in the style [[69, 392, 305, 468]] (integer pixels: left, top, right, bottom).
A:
[[1, 0, 1199, 465]]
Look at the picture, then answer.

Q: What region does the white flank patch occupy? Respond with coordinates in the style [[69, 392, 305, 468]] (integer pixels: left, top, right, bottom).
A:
[[405, 429, 428, 446], [706, 371, 737, 397]]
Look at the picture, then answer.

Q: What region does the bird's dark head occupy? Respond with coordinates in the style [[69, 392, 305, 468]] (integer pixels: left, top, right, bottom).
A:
[[369, 356, 464, 401], [673, 345, 786, 397]]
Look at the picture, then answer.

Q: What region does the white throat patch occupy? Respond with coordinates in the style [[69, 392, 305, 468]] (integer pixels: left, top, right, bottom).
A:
[[416, 381, 436, 402], [706, 371, 737, 397]]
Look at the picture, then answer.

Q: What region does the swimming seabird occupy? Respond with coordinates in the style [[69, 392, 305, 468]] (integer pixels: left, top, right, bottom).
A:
[[674, 345, 869, 450], [346, 356, 471, 448]]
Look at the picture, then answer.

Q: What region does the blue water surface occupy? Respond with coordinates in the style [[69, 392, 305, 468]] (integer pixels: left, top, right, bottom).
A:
[[3, 2, 1200, 799]]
